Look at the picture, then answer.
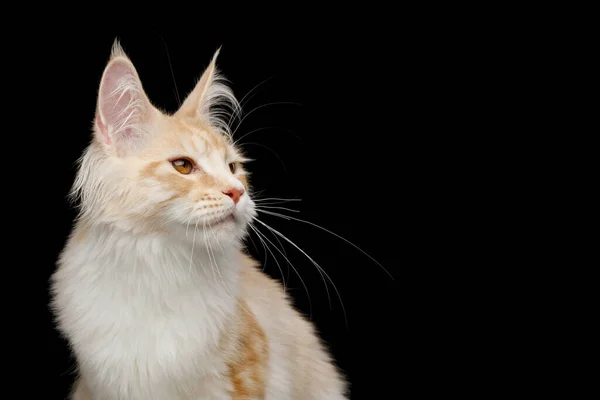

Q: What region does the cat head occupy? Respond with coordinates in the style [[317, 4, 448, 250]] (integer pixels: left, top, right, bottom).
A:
[[72, 40, 256, 247]]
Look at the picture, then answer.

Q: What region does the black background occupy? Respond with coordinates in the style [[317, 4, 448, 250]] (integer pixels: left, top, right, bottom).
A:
[[37, 28, 415, 399], [13, 10, 555, 400]]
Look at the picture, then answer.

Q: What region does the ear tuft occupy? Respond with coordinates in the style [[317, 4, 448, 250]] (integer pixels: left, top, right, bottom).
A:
[[95, 43, 153, 153], [110, 38, 127, 59], [176, 47, 240, 139]]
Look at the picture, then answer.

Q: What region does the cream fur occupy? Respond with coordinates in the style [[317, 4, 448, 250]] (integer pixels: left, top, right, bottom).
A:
[[50, 41, 347, 399]]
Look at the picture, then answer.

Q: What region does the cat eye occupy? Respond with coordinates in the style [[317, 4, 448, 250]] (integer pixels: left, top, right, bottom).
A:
[[171, 158, 194, 175], [228, 162, 236, 174]]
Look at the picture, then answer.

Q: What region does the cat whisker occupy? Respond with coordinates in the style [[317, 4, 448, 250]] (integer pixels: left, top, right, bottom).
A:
[[249, 189, 266, 198], [244, 227, 262, 258], [253, 202, 301, 209], [253, 203, 299, 209], [240, 142, 287, 172], [233, 126, 286, 147], [248, 223, 315, 319], [248, 222, 269, 272], [206, 225, 232, 298], [234, 127, 301, 147], [247, 223, 288, 294], [257, 209, 394, 280], [253, 223, 269, 272], [202, 220, 218, 282], [264, 224, 293, 286], [208, 220, 225, 254], [231, 102, 301, 137], [189, 223, 198, 278], [255, 205, 300, 213], [228, 76, 274, 127], [253, 218, 347, 328], [253, 197, 302, 204], [154, 32, 181, 106], [211, 236, 224, 286]]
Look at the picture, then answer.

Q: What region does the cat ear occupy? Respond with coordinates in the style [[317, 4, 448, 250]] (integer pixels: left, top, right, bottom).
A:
[[95, 40, 156, 154], [176, 48, 239, 137]]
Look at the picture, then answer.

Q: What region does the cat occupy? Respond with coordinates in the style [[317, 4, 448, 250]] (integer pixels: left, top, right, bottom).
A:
[[50, 40, 348, 399]]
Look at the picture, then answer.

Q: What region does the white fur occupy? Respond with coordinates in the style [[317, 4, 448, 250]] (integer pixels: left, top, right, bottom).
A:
[[53, 226, 241, 399]]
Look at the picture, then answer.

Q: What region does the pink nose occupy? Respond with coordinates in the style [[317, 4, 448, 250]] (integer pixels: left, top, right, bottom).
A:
[[223, 187, 245, 204]]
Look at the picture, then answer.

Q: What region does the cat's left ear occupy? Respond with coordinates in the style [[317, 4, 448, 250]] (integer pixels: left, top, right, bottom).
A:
[[176, 47, 239, 136]]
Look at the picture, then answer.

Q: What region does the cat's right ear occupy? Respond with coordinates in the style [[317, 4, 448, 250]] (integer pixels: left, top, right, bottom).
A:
[[95, 41, 157, 156]]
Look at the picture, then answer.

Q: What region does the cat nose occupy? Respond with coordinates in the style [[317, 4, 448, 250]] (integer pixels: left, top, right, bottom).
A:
[[222, 187, 245, 204]]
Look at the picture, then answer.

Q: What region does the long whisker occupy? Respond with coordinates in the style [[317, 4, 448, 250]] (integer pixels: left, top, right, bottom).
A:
[[255, 205, 300, 213], [250, 219, 269, 271], [188, 223, 198, 277], [249, 222, 314, 319], [264, 224, 292, 292], [202, 220, 218, 282], [253, 197, 302, 204], [254, 218, 347, 328], [248, 223, 287, 293], [234, 126, 273, 146], [253, 203, 299, 209], [258, 209, 394, 280], [234, 126, 296, 147], [207, 224, 232, 297], [244, 227, 262, 257], [248, 223, 269, 272], [208, 222, 225, 254], [241, 142, 287, 172], [231, 102, 301, 137], [228, 76, 274, 127], [250, 189, 266, 198], [154, 31, 181, 106]]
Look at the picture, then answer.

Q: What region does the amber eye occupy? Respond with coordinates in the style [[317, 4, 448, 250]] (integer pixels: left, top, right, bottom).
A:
[[171, 158, 194, 174], [228, 162, 236, 174]]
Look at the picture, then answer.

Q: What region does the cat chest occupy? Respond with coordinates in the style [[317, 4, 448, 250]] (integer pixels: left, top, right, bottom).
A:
[[69, 285, 235, 394]]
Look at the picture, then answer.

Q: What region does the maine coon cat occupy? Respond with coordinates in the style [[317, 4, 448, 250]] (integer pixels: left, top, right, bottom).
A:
[[50, 41, 348, 399]]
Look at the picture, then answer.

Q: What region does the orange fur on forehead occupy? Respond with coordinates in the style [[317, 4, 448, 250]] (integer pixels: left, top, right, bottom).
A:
[[146, 114, 250, 178], [150, 115, 231, 157]]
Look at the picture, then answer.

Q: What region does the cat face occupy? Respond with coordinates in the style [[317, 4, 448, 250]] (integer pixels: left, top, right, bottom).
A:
[[73, 42, 255, 246], [135, 116, 255, 245]]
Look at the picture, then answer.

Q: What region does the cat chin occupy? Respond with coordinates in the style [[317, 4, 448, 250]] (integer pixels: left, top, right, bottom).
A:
[[167, 215, 250, 246]]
